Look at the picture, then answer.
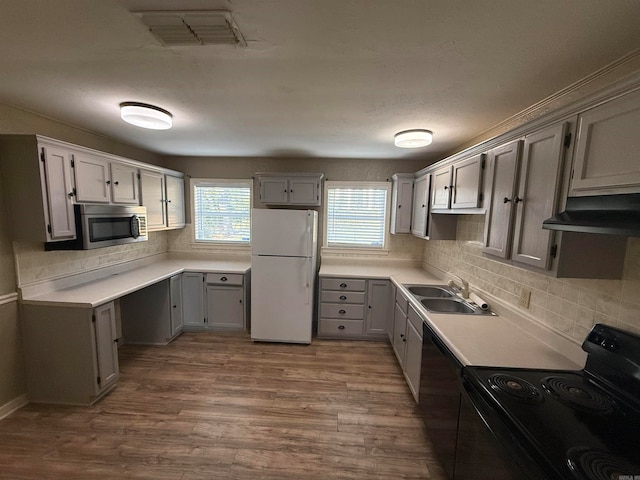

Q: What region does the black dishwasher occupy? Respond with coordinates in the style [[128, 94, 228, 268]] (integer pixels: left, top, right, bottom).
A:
[[419, 322, 463, 479]]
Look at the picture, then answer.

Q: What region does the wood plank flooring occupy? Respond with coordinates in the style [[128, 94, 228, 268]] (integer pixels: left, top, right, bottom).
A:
[[0, 332, 447, 479]]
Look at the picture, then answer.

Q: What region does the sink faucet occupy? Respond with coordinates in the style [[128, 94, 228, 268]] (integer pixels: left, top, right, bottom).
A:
[[448, 274, 469, 299]]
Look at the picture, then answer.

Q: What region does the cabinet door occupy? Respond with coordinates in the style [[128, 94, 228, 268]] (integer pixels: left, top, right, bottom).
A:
[[390, 175, 414, 234], [289, 177, 320, 205], [260, 177, 289, 204], [73, 152, 111, 203], [392, 303, 407, 368], [110, 163, 139, 205], [451, 154, 484, 209], [165, 175, 185, 228], [93, 302, 119, 393], [207, 285, 244, 330], [139, 169, 167, 230], [387, 283, 397, 342], [40, 145, 76, 240], [182, 273, 205, 327], [365, 280, 391, 336], [483, 140, 522, 259], [411, 174, 430, 238], [431, 166, 452, 210], [404, 311, 422, 403], [571, 88, 640, 195], [169, 274, 184, 337], [512, 123, 568, 269]]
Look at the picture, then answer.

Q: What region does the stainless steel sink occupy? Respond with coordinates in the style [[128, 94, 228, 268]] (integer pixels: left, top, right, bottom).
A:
[[407, 285, 454, 298], [420, 297, 476, 314]]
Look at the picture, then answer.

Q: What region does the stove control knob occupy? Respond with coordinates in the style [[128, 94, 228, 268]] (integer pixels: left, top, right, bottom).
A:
[[600, 338, 618, 351]]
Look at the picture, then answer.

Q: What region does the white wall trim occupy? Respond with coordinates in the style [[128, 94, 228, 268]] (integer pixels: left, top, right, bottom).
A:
[[0, 292, 18, 306], [0, 394, 28, 420]]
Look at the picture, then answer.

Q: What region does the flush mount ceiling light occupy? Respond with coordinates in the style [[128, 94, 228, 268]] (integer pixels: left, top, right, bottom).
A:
[[120, 102, 173, 130], [394, 129, 433, 148]]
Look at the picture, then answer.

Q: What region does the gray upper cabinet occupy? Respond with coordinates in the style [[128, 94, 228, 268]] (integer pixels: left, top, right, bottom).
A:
[[570, 88, 640, 196], [483, 140, 523, 259], [511, 123, 569, 269], [73, 152, 112, 203], [110, 162, 140, 205], [40, 143, 76, 240], [140, 169, 185, 231], [257, 173, 323, 206], [411, 173, 430, 238], [431, 154, 484, 212], [390, 173, 414, 234], [165, 174, 186, 228]]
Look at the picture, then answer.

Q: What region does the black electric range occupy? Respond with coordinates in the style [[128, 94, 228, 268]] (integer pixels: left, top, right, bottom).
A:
[[460, 324, 640, 480]]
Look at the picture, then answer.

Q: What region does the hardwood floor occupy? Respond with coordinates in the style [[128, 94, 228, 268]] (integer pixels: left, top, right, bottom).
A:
[[0, 332, 447, 479]]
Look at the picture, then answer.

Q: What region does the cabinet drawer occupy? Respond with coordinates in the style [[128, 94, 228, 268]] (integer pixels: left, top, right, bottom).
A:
[[320, 291, 365, 304], [318, 319, 364, 336], [320, 303, 365, 319], [395, 289, 409, 315], [321, 278, 366, 291], [206, 273, 243, 285], [408, 305, 423, 335]]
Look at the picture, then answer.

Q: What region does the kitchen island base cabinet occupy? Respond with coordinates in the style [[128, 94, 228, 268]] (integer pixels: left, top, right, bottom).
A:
[[21, 301, 119, 406], [120, 276, 183, 345]]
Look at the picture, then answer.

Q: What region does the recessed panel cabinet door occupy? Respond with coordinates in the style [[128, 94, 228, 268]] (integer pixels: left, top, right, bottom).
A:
[[392, 303, 407, 368], [110, 163, 139, 205], [207, 285, 244, 329], [41, 145, 76, 240], [483, 140, 522, 259], [93, 302, 119, 394], [165, 174, 185, 228], [73, 153, 111, 203], [411, 174, 430, 238], [451, 154, 484, 209], [289, 177, 319, 205], [365, 279, 391, 336], [169, 274, 184, 337], [431, 166, 452, 210], [404, 311, 422, 402], [260, 177, 289, 204], [511, 123, 568, 269], [182, 273, 205, 327], [140, 169, 167, 230]]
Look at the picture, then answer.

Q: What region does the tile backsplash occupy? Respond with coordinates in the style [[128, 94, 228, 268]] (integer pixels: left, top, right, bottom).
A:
[[424, 215, 640, 343], [14, 231, 168, 286]]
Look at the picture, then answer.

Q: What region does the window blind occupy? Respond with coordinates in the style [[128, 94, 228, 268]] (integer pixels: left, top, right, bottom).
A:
[[193, 184, 251, 243], [326, 187, 387, 248]]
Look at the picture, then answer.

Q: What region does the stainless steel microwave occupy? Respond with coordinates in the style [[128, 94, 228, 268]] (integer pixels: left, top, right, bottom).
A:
[[46, 204, 148, 250]]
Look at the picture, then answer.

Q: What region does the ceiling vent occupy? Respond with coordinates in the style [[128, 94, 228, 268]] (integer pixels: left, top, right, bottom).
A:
[[133, 10, 247, 47]]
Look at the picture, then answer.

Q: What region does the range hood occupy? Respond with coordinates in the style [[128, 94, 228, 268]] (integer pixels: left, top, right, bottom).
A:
[[543, 193, 640, 236]]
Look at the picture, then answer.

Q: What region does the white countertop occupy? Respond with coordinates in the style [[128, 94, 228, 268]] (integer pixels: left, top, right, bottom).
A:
[[20, 256, 250, 308], [319, 259, 586, 370]]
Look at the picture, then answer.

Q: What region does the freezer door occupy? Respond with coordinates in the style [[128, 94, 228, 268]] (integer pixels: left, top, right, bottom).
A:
[[250, 255, 313, 343], [251, 209, 317, 257]]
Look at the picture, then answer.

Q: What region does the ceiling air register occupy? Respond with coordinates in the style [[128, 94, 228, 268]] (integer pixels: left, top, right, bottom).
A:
[[133, 10, 247, 47]]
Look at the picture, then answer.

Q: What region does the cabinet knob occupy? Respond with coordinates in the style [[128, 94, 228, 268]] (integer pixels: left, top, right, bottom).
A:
[[220, 276, 228, 282], [398, 204, 401, 208], [339, 283, 347, 288], [167, 199, 172, 203], [106, 180, 111, 185], [368, 305, 371, 309], [114, 181, 119, 186], [400, 333, 405, 338], [67, 191, 74, 198], [403, 338, 407, 342], [422, 204, 426, 208], [339, 295, 347, 300], [444, 186, 448, 190], [172, 305, 177, 308], [514, 196, 523, 204], [503, 197, 511, 203], [339, 309, 346, 314], [338, 325, 345, 330]]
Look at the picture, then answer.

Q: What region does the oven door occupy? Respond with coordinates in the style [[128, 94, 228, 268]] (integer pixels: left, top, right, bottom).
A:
[[455, 375, 550, 480]]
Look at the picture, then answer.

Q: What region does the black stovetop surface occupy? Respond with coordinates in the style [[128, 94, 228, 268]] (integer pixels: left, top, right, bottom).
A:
[[463, 365, 640, 480]]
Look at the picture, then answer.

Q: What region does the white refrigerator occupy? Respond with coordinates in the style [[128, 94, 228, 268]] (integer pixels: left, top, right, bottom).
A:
[[251, 209, 318, 344]]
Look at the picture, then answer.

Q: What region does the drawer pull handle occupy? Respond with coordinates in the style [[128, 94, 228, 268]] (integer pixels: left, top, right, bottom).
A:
[[339, 309, 346, 314], [339, 283, 347, 288], [339, 295, 347, 300], [220, 276, 228, 282], [338, 325, 345, 330]]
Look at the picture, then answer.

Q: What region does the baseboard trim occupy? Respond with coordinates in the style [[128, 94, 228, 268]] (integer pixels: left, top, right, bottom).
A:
[[0, 394, 28, 420]]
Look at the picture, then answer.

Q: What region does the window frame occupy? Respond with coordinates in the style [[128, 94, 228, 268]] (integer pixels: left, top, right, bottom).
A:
[[322, 180, 392, 254], [190, 178, 253, 245]]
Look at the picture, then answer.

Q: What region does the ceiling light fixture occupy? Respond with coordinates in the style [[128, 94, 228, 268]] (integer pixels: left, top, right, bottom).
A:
[[394, 129, 433, 148], [120, 102, 173, 130]]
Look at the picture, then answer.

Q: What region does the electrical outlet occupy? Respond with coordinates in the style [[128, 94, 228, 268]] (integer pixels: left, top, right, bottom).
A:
[[518, 288, 531, 309]]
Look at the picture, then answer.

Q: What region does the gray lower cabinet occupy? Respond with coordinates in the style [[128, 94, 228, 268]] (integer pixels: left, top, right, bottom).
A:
[[392, 288, 422, 403], [182, 272, 248, 331], [318, 276, 391, 339], [21, 300, 119, 405], [120, 275, 183, 344]]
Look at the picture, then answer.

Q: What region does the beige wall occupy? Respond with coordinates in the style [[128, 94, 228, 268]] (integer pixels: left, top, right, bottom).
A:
[[424, 215, 640, 344], [163, 156, 429, 260]]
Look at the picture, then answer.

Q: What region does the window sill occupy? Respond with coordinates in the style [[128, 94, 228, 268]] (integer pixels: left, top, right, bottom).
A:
[[189, 242, 251, 253], [321, 247, 390, 257]]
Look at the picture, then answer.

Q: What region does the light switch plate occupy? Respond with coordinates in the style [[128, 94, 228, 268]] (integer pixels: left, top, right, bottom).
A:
[[518, 288, 531, 309]]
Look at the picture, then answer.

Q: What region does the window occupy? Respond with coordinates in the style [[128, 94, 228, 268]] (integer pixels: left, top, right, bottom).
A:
[[324, 181, 391, 250], [192, 179, 252, 243]]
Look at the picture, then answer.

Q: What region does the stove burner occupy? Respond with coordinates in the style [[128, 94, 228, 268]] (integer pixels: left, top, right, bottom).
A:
[[541, 376, 616, 414], [567, 447, 640, 480], [488, 374, 542, 402]]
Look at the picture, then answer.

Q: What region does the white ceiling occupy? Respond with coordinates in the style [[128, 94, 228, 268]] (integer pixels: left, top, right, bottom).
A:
[[0, 0, 639, 161]]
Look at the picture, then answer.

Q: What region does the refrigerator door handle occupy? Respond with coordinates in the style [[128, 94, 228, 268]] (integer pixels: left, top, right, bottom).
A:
[[306, 256, 312, 305]]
